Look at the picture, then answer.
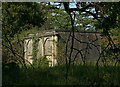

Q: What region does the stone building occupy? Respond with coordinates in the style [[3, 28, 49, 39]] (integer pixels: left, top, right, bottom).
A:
[[24, 30, 101, 67]]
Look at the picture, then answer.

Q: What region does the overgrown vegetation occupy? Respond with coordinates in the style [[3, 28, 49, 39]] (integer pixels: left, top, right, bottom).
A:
[[2, 2, 120, 86], [32, 35, 39, 66], [2, 63, 120, 86]]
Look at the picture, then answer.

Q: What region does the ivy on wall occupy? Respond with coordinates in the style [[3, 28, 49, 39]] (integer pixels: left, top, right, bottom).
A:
[[32, 35, 39, 66], [32, 35, 49, 68]]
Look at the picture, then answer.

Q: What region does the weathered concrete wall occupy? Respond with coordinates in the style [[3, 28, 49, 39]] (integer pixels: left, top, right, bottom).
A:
[[24, 32, 58, 67], [24, 39, 33, 64], [57, 30, 100, 64]]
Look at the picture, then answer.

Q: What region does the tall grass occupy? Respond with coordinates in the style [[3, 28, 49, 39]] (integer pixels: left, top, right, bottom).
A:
[[2, 63, 120, 86]]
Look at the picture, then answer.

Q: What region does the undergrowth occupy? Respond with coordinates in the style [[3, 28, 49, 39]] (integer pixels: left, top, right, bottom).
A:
[[2, 63, 120, 86]]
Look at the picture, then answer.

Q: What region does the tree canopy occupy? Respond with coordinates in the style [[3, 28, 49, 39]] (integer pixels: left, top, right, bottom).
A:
[[2, 2, 45, 37], [2, 2, 120, 64], [2, 2, 46, 63]]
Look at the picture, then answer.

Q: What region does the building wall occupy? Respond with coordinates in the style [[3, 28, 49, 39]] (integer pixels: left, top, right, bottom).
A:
[[57, 31, 101, 64], [24, 39, 33, 64], [24, 34, 58, 67], [24, 30, 100, 66]]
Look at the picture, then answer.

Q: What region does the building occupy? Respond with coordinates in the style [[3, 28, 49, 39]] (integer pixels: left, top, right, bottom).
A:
[[24, 30, 101, 67]]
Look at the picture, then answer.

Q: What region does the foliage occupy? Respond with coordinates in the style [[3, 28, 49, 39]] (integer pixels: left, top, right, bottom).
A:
[[2, 62, 20, 85], [109, 28, 120, 36], [2, 2, 45, 37], [37, 56, 49, 69], [41, 3, 71, 30], [2, 2, 45, 64], [95, 2, 120, 30], [2, 64, 120, 86], [42, 2, 98, 31], [2, 2, 120, 86], [100, 36, 120, 66], [32, 35, 39, 65], [30, 34, 49, 68], [32, 56, 49, 69]]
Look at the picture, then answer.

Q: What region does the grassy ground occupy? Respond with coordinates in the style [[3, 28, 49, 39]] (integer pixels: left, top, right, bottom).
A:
[[2, 63, 120, 86]]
